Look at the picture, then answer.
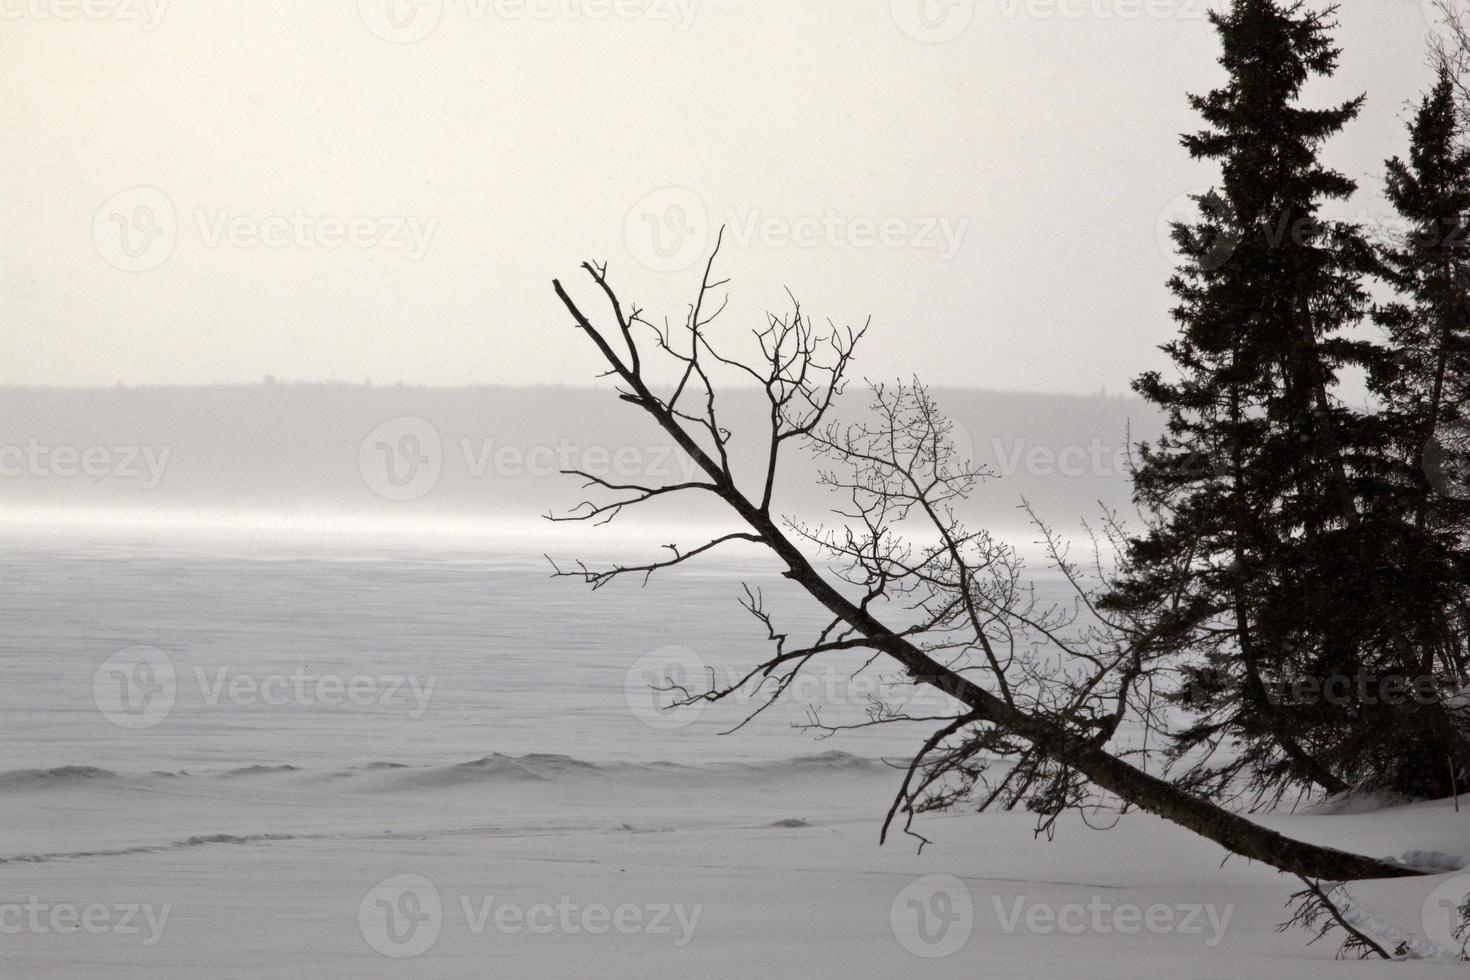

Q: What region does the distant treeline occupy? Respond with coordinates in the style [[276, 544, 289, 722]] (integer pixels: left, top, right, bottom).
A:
[[0, 384, 1161, 532]]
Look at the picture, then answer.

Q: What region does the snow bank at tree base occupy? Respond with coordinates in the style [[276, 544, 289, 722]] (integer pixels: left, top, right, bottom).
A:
[[2, 756, 1468, 977]]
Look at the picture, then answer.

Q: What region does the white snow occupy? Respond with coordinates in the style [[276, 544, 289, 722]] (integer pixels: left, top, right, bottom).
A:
[[2, 527, 1468, 976]]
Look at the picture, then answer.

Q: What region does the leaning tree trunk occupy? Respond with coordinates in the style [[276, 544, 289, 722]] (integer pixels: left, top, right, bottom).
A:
[[744, 502, 1412, 882], [553, 274, 1419, 885]]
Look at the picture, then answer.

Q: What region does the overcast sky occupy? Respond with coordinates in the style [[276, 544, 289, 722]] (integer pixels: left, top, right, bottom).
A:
[[1, 0, 1450, 391]]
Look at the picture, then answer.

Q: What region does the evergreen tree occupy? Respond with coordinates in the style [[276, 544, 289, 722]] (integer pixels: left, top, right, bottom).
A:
[[1372, 66, 1470, 692], [1378, 68, 1470, 525], [1106, 1, 1468, 800]]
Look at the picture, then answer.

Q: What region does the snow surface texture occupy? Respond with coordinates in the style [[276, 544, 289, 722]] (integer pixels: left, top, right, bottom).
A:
[[2, 528, 1468, 976]]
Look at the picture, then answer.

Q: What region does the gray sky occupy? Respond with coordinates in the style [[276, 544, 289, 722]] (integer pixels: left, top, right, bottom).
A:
[[0, 0, 1448, 391]]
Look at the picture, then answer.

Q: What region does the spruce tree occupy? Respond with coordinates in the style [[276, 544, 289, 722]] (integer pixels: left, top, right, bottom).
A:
[[1105, 0, 1466, 800], [1378, 68, 1470, 525], [1372, 66, 1470, 697]]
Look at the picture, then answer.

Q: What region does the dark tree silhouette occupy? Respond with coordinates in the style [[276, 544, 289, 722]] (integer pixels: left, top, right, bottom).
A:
[[547, 234, 1415, 889], [1103, 0, 1470, 802]]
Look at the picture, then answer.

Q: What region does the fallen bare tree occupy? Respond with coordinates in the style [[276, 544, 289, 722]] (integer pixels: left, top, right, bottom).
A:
[[547, 237, 1422, 899]]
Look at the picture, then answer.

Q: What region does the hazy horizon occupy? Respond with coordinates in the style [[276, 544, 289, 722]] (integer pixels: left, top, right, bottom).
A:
[[0, 383, 1160, 543]]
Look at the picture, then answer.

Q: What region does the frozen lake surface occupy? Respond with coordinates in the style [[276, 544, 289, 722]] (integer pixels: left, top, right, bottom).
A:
[[1, 524, 1466, 977], [0, 524, 979, 771]]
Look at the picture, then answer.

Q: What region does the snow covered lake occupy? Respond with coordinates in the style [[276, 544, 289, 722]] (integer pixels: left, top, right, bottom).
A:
[[1, 523, 1466, 976]]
